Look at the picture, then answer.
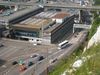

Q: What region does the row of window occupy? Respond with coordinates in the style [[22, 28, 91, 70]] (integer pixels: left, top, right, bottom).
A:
[[15, 31, 38, 37]]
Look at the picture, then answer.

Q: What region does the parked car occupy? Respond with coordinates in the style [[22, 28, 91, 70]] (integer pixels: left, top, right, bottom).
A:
[[49, 58, 57, 64], [19, 65, 27, 72], [0, 43, 4, 47], [28, 61, 34, 67], [30, 53, 39, 58], [12, 61, 18, 65], [38, 56, 44, 61]]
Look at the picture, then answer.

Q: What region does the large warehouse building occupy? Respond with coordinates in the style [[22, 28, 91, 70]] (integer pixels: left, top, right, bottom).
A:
[[0, 6, 44, 26], [12, 11, 75, 43], [12, 18, 54, 38]]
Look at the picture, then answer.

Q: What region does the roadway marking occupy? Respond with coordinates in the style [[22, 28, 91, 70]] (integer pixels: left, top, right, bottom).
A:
[[0, 46, 17, 57], [4, 47, 20, 58]]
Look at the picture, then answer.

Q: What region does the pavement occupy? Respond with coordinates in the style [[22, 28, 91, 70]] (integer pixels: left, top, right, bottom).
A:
[[0, 38, 57, 75], [0, 30, 87, 75], [21, 30, 88, 75]]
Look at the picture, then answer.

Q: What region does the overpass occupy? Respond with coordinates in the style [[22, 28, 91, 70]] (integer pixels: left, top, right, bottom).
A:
[[44, 4, 100, 10], [0, 1, 37, 6], [0, 1, 100, 10], [73, 24, 91, 33]]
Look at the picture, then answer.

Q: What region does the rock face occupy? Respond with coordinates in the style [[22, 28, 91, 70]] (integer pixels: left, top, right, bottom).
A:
[[87, 26, 100, 49]]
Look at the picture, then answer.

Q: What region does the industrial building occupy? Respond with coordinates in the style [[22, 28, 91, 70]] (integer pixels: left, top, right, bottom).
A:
[[11, 11, 75, 43], [12, 18, 54, 38], [44, 13, 75, 43], [0, 6, 44, 26]]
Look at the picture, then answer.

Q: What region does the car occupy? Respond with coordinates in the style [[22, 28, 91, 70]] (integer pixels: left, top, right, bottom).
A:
[[12, 61, 18, 65], [19, 65, 27, 72], [0, 44, 4, 47], [30, 54, 39, 58], [28, 61, 34, 67], [38, 56, 44, 61], [49, 58, 57, 64]]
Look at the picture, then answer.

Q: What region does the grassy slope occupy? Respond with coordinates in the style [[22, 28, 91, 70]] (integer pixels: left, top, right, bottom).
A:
[[88, 12, 100, 40], [49, 44, 100, 75], [94, 0, 100, 5], [49, 47, 84, 75], [74, 44, 100, 75]]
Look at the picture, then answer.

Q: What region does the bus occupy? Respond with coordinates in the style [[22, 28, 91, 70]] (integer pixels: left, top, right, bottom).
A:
[[58, 40, 69, 49]]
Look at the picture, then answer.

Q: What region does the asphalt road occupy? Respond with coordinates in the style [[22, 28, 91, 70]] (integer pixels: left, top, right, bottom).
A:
[[21, 30, 87, 75], [0, 30, 87, 75], [0, 38, 57, 75]]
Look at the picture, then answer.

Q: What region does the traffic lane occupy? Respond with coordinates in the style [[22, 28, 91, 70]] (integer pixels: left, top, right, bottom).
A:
[[5, 66, 20, 75], [0, 46, 57, 74], [21, 30, 87, 75], [22, 44, 74, 75], [0, 30, 84, 74], [21, 43, 73, 75], [0, 38, 55, 60], [3, 47, 58, 75], [1, 52, 41, 75], [0, 54, 33, 75], [37, 31, 87, 75]]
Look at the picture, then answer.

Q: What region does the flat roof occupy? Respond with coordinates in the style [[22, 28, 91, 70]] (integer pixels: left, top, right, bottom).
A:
[[13, 18, 53, 30], [0, 6, 40, 23], [34, 11, 58, 18], [44, 23, 60, 33], [51, 12, 70, 19]]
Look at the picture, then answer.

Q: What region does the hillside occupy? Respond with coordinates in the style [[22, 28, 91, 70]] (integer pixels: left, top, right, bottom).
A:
[[49, 9, 100, 75]]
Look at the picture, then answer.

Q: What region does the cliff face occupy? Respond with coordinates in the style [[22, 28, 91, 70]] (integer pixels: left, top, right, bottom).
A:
[[87, 26, 100, 49]]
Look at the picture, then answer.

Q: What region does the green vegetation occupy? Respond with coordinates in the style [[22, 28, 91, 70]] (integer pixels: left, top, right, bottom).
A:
[[74, 44, 100, 75], [49, 11, 100, 75], [94, 0, 100, 5], [49, 43, 100, 75], [88, 12, 100, 40], [49, 46, 84, 75], [49, 1, 100, 74]]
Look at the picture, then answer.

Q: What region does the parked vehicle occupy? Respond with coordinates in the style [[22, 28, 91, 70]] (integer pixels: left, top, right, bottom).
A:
[[0, 43, 4, 47], [30, 53, 39, 58], [38, 56, 44, 61], [12, 61, 18, 65], [19, 65, 27, 72], [49, 58, 57, 64], [28, 61, 34, 67]]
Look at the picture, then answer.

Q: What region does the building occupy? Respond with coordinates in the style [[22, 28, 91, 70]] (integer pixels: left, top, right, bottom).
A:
[[51, 12, 70, 23], [0, 6, 44, 27], [44, 14, 75, 43], [12, 18, 54, 39], [12, 11, 75, 44], [0, 25, 6, 37]]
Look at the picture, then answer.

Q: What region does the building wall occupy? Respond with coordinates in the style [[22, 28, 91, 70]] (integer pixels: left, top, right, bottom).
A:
[[13, 28, 40, 38], [0, 26, 6, 37], [51, 15, 75, 43]]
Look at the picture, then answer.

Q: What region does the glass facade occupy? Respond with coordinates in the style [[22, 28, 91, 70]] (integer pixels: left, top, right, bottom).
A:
[[15, 30, 39, 37]]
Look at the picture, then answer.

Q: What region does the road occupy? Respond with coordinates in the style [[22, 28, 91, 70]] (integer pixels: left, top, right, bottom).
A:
[[0, 38, 57, 75], [0, 30, 87, 75], [44, 4, 100, 10], [21, 30, 87, 75]]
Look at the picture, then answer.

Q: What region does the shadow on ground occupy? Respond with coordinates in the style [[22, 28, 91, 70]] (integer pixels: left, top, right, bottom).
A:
[[0, 59, 6, 66]]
